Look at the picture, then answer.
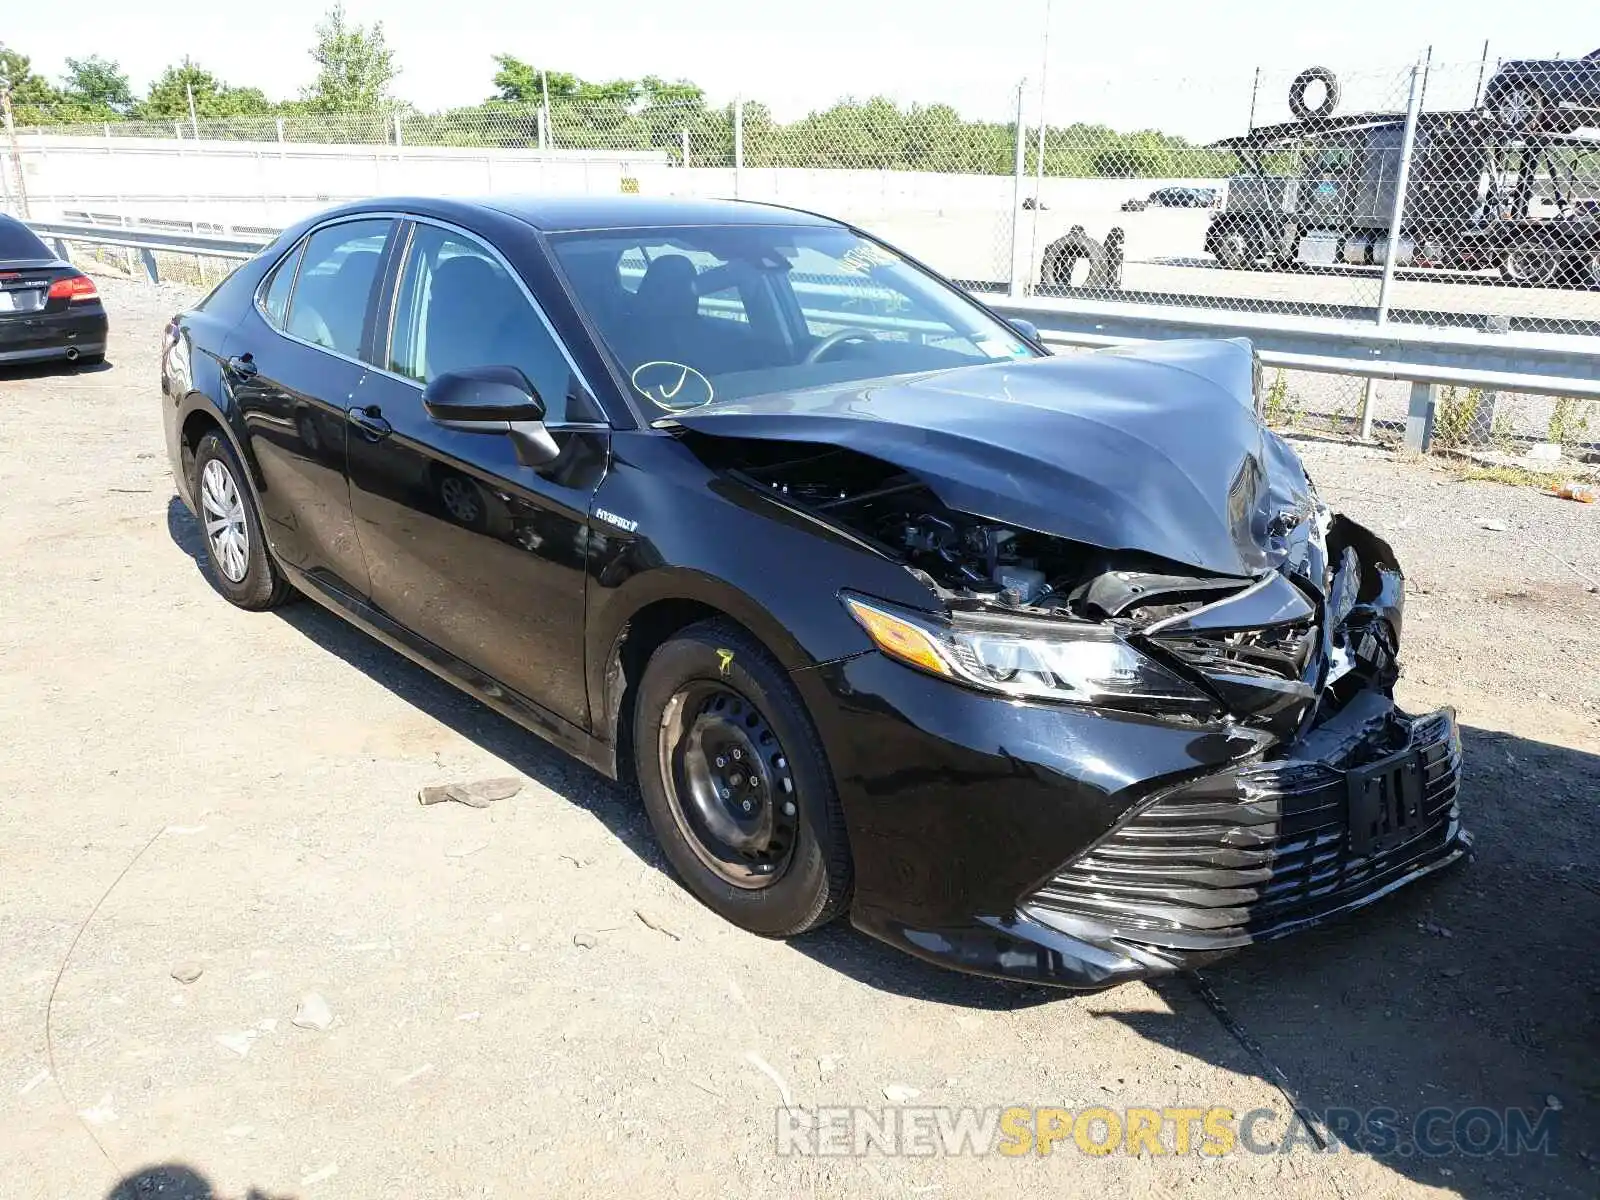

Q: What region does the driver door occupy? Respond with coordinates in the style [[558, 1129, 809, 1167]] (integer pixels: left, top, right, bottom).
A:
[[346, 219, 608, 730]]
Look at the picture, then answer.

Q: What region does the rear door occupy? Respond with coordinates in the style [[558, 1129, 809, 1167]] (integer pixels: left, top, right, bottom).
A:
[[226, 216, 398, 599], [346, 218, 608, 729]]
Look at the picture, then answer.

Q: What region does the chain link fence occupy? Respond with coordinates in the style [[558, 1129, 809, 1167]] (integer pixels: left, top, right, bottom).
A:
[[7, 60, 1598, 465]]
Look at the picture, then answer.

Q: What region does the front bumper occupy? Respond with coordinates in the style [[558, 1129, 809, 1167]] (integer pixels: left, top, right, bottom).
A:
[[798, 652, 1467, 990], [0, 305, 108, 365]]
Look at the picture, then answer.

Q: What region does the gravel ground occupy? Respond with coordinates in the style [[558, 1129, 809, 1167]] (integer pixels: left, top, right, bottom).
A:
[[1, 274, 1596, 1200]]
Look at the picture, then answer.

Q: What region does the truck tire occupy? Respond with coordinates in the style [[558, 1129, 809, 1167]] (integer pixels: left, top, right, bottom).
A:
[[1500, 248, 1561, 288], [1289, 67, 1341, 121], [1214, 230, 1256, 270]]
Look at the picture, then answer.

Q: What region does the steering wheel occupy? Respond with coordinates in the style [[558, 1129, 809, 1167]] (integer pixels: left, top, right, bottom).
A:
[[803, 327, 880, 364]]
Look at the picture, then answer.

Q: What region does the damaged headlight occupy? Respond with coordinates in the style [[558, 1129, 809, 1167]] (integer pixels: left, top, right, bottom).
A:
[[843, 595, 1217, 714]]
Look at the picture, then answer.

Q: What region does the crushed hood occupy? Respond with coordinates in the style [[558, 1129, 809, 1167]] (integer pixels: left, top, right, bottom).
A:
[[673, 338, 1317, 579]]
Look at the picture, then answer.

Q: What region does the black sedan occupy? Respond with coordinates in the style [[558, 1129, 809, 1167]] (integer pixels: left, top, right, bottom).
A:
[[0, 215, 108, 367], [1485, 48, 1600, 132], [161, 195, 1466, 989]]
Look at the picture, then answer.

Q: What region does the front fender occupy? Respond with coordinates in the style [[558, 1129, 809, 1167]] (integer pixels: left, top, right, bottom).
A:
[[582, 431, 941, 748]]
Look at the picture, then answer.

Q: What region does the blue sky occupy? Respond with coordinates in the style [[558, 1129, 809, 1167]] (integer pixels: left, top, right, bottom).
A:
[[5, 0, 1595, 139]]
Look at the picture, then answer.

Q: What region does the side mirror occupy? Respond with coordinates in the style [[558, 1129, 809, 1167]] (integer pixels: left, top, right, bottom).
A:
[[1008, 318, 1041, 344], [422, 365, 560, 467]]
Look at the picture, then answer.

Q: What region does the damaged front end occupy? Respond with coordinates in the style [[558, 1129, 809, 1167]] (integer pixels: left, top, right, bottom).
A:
[[672, 339, 1468, 986]]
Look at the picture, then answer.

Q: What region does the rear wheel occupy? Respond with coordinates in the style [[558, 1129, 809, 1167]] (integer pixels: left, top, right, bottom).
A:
[[633, 619, 851, 938], [192, 431, 294, 610]]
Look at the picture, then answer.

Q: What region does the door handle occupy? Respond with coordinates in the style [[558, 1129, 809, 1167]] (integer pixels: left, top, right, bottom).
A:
[[346, 404, 392, 440], [226, 353, 258, 379]]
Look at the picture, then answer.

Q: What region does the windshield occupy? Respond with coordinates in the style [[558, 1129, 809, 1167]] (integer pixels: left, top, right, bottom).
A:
[[549, 224, 1036, 415]]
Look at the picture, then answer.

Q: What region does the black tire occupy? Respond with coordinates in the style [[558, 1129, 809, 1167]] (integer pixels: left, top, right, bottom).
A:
[[633, 619, 852, 938], [192, 430, 294, 610], [1288, 67, 1340, 121]]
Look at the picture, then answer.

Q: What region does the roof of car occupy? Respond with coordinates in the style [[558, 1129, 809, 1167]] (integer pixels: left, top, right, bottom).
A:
[[477, 194, 842, 232]]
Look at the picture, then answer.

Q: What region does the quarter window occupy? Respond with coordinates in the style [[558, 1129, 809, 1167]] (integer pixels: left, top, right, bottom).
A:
[[283, 218, 394, 358], [388, 223, 576, 423], [258, 240, 304, 331]]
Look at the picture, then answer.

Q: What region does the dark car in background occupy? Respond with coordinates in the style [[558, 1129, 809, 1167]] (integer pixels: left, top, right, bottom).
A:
[[161, 195, 1466, 990], [1485, 48, 1600, 132], [0, 215, 108, 367], [1123, 186, 1218, 211]]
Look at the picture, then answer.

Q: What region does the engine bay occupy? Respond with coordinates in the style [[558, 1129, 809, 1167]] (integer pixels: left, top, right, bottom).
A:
[[709, 439, 1261, 624]]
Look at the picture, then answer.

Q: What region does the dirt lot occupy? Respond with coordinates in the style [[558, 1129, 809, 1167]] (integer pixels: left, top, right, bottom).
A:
[[2, 275, 1597, 1200]]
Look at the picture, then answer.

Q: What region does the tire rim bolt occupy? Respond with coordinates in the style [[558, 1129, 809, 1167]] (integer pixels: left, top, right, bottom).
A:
[[715, 756, 727, 768], [719, 787, 731, 800], [782, 801, 796, 816], [741, 799, 753, 813]]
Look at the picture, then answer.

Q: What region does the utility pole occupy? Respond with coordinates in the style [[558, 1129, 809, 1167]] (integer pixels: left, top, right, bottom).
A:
[[540, 69, 552, 151], [1028, 0, 1054, 280], [186, 82, 199, 139], [0, 82, 29, 219]]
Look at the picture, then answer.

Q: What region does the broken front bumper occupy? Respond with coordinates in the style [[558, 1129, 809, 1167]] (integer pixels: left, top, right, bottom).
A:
[[798, 652, 1468, 990], [1021, 693, 1467, 966]]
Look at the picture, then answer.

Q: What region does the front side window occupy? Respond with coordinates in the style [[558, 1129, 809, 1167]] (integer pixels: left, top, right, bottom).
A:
[[284, 218, 394, 358], [550, 224, 1035, 414], [388, 223, 576, 423]]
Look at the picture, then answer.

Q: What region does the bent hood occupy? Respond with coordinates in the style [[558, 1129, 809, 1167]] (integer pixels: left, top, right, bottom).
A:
[[673, 338, 1317, 579]]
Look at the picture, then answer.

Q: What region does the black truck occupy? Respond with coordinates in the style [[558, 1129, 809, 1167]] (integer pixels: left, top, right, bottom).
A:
[[1203, 109, 1600, 289]]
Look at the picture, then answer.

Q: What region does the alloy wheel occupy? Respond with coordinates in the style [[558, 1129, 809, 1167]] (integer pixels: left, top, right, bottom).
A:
[[1495, 87, 1544, 131], [200, 458, 249, 583], [657, 682, 799, 889], [439, 475, 482, 525]]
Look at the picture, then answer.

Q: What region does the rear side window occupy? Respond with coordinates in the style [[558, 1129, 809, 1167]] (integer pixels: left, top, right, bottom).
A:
[[258, 241, 305, 330], [0, 218, 51, 261], [284, 218, 394, 358]]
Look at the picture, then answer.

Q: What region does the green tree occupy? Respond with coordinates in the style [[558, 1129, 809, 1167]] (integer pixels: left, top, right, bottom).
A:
[[61, 55, 133, 113], [135, 60, 274, 120], [0, 45, 65, 122], [490, 55, 579, 104], [302, 3, 397, 112]]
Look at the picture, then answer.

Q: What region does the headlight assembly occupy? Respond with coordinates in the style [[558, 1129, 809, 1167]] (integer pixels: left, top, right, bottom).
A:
[[843, 594, 1217, 715]]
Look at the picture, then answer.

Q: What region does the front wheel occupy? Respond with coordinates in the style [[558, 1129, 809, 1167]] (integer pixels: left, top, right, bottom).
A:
[[1488, 84, 1548, 132], [633, 619, 852, 938]]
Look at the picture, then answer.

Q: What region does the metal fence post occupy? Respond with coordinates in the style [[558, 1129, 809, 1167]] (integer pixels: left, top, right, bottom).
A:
[[681, 127, 690, 169], [275, 118, 285, 144], [1008, 80, 1028, 297], [1404, 381, 1438, 451], [733, 98, 745, 198], [1362, 62, 1424, 438]]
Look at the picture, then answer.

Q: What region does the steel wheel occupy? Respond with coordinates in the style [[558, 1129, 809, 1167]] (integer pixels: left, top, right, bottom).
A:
[[200, 457, 249, 583], [1502, 248, 1561, 287], [439, 474, 483, 525], [1215, 231, 1254, 270], [657, 681, 799, 889]]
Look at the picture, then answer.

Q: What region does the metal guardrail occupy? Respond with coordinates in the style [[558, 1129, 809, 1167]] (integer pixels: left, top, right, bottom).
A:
[[27, 221, 267, 287], [987, 295, 1600, 401], [31, 217, 1598, 451]]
